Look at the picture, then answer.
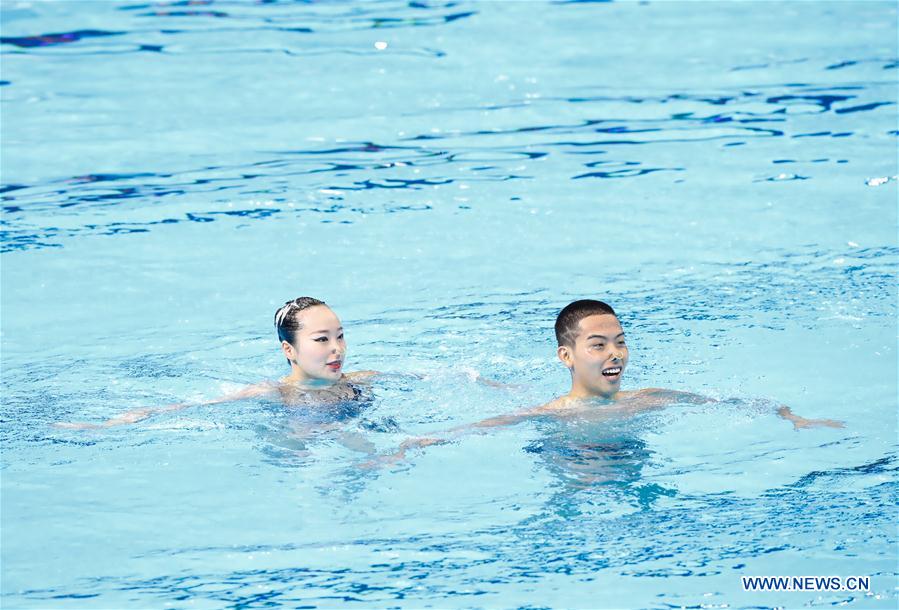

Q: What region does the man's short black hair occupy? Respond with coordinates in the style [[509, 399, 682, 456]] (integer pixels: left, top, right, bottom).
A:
[[554, 300, 617, 347]]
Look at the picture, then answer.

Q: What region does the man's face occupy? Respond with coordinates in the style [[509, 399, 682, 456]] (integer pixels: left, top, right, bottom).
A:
[[558, 314, 629, 398]]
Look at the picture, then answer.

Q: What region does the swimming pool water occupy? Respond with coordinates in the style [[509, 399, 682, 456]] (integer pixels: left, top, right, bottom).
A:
[[2, 1, 897, 608]]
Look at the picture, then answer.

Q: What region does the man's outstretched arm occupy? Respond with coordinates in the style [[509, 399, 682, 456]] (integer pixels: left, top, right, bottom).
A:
[[629, 389, 845, 430]]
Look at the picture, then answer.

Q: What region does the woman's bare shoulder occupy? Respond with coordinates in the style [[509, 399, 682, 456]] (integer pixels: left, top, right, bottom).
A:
[[345, 370, 379, 381], [208, 381, 279, 404]]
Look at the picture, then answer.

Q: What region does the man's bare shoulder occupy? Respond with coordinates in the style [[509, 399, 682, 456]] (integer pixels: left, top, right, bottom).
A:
[[624, 387, 666, 398], [531, 395, 584, 415], [619, 387, 716, 409]]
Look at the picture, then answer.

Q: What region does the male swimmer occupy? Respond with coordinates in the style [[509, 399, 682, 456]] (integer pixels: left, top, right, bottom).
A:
[[389, 299, 843, 458]]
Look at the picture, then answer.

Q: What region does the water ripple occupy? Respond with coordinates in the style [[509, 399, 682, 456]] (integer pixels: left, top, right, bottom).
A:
[[3, 74, 894, 254], [0, 29, 124, 48], [2, 0, 477, 59]]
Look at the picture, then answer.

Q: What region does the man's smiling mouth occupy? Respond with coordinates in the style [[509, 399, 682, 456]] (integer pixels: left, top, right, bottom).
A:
[[602, 366, 622, 377]]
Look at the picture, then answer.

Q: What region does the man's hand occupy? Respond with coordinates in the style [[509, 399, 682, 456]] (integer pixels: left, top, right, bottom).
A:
[[777, 405, 845, 430], [789, 416, 845, 430]]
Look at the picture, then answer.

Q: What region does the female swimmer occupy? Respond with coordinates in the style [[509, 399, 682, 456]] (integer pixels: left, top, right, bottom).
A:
[[57, 297, 377, 429]]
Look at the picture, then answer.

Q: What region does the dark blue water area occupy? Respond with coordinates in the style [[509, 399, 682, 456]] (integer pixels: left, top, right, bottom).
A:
[[1, 29, 126, 48]]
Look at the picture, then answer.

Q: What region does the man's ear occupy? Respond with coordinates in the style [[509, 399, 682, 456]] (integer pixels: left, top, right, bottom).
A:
[[281, 340, 296, 363], [557, 344, 573, 369]]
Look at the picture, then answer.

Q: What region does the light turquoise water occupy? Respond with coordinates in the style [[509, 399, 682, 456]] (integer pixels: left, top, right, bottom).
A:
[[2, 1, 897, 608]]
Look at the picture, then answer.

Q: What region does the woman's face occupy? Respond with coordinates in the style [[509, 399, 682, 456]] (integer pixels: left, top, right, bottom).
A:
[[282, 306, 346, 384]]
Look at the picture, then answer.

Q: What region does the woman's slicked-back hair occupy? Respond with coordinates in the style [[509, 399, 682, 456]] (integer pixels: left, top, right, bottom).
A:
[[554, 299, 617, 347], [274, 296, 326, 347]]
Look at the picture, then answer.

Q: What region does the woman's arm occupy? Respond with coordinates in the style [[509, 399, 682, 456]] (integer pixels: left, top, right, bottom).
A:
[[55, 382, 277, 430]]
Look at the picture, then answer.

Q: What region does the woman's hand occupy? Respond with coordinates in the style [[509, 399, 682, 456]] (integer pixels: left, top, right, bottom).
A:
[[54, 406, 163, 430], [399, 436, 446, 451], [53, 421, 105, 430]]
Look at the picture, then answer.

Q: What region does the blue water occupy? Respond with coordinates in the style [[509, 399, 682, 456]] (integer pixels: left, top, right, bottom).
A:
[[2, 1, 897, 608]]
